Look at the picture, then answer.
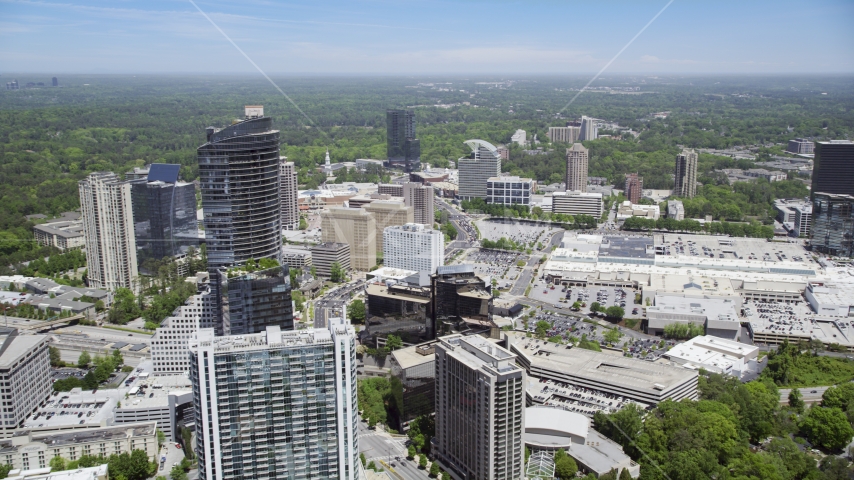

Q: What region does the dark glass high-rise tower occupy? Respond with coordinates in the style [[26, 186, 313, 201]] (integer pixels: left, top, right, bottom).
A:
[[130, 164, 199, 271], [812, 140, 854, 198], [387, 109, 421, 173], [198, 106, 291, 335]]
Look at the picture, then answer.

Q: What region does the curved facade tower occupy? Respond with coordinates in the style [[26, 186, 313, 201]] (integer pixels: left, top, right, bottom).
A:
[[198, 108, 282, 269]]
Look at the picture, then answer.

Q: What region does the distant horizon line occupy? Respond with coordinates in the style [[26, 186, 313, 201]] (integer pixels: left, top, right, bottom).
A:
[[3, 72, 854, 78]]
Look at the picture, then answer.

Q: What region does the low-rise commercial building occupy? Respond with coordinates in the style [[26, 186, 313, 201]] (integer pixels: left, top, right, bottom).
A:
[[646, 295, 741, 339], [0, 422, 157, 471], [616, 201, 659, 221], [666, 200, 685, 220], [114, 375, 193, 441], [6, 464, 107, 480], [510, 335, 698, 406], [32, 219, 84, 252], [311, 242, 351, 278], [805, 283, 854, 317], [552, 192, 603, 217], [281, 248, 312, 269], [663, 336, 759, 377], [788, 138, 814, 155], [523, 406, 639, 478], [487, 176, 534, 206]]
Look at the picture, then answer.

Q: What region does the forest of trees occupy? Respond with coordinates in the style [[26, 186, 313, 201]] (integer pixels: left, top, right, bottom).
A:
[[1, 75, 851, 269]]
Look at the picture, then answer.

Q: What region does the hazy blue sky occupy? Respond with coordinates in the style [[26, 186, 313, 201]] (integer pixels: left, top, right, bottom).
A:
[[2, 0, 852, 74]]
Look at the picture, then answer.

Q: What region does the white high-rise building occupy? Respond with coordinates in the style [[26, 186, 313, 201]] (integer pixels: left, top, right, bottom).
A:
[[280, 158, 299, 230], [674, 148, 699, 198], [191, 319, 359, 480], [458, 140, 502, 201], [579, 116, 597, 141], [383, 223, 444, 274], [434, 334, 525, 480], [151, 288, 215, 375], [78, 172, 138, 291], [0, 329, 50, 439], [510, 129, 527, 146]]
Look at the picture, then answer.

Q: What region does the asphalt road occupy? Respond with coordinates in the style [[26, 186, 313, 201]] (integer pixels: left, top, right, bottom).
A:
[[779, 386, 830, 405], [509, 255, 538, 296], [56, 325, 152, 344], [358, 421, 430, 480]]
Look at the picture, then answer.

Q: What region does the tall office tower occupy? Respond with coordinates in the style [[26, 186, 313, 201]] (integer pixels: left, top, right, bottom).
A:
[[321, 207, 377, 271], [811, 192, 854, 257], [579, 115, 597, 141], [190, 319, 359, 480], [674, 148, 699, 198], [0, 328, 50, 439], [434, 334, 525, 480], [458, 140, 502, 201], [129, 164, 199, 270], [384, 223, 444, 274], [280, 158, 300, 230], [79, 172, 139, 291], [387, 109, 421, 173], [565, 143, 589, 193], [431, 265, 492, 337], [198, 105, 282, 269], [625, 173, 643, 204], [51, 77, 58, 87], [151, 288, 214, 375], [404, 182, 434, 225], [363, 201, 414, 255], [812, 140, 854, 197]]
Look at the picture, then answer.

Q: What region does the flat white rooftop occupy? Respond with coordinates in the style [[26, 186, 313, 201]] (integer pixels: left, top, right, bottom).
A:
[[665, 335, 758, 372]]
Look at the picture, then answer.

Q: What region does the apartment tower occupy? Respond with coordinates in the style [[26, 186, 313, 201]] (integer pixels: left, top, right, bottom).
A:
[[674, 148, 698, 198], [434, 334, 525, 480], [625, 173, 643, 204], [191, 319, 359, 480], [565, 143, 589, 193], [404, 182, 435, 225], [383, 223, 444, 274], [280, 158, 300, 230], [79, 172, 139, 291]]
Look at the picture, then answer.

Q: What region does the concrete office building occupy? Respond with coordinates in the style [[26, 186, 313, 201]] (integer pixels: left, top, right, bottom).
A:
[[548, 126, 581, 144], [312, 242, 351, 278], [458, 140, 502, 201], [0, 422, 157, 471], [510, 336, 698, 406], [114, 375, 193, 441], [378, 183, 404, 197], [129, 164, 199, 268], [667, 200, 685, 220], [624, 173, 643, 204], [190, 320, 359, 480], [487, 176, 534, 206], [404, 182, 434, 226], [151, 289, 214, 375], [811, 192, 854, 257], [322, 207, 377, 271], [616, 201, 659, 220], [646, 295, 741, 339], [787, 138, 814, 155], [775, 198, 811, 224], [674, 149, 698, 198], [389, 342, 437, 431], [78, 172, 138, 292], [387, 109, 420, 173], [552, 191, 603, 217], [32, 219, 84, 251], [0, 329, 50, 438], [384, 224, 443, 274], [281, 248, 312, 269], [579, 116, 597, 141], [280, 159, 300, 230], [792, 203, 812, 237], [565, 144, 588, 193], [434, 334, 525, 480], [812, 140, 854, 197], [511, 129, 527, 146], [363, 201, 413, 255]]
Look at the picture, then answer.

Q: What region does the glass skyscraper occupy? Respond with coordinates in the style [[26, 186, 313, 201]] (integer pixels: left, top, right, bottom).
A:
[[190, 320, 359, 480], [386, 109, 421, 173], [811, 192, 854, 258], [219, 265, 294, 335], [129, 164, 199, 271], [197, 106, 288, 335]]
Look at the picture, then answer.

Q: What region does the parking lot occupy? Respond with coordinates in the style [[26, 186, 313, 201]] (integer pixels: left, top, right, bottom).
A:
[[466, 249, 526, 287], [476, 218, 560, 250], [523, 312, 608, 345], [528, 279, 643, 318]]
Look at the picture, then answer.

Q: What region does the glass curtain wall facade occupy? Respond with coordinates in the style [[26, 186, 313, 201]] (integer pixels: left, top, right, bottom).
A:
[[219, 265, 294, 335], [811, 192, 854, 257], [386, 109, 420, 173], [131, 177, 198, 270]]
